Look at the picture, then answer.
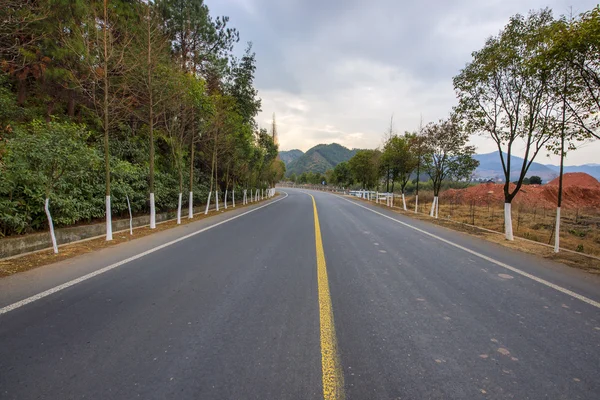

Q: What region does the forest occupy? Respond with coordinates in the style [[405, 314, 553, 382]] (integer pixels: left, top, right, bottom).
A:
[[0, 0, 285, 242]]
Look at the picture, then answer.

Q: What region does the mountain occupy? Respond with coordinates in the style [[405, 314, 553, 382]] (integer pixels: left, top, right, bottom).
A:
[[278, 149, 304, 166], [285, 143, 359, 176], [473, 152, 558, 182], [544, 163, 600, 180]]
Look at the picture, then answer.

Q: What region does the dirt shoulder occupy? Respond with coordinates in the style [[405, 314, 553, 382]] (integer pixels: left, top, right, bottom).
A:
[[349, 196, 600, 274], [0, 195, 278, 278]]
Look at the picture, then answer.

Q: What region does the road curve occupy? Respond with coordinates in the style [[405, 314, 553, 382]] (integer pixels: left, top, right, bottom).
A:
[[0, 188, 598, 399]]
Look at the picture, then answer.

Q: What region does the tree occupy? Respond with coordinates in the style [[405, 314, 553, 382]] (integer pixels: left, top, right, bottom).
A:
[[422, 118, 479, 218], [529, 175, 542, 185], [130, 0, 173, 228], [348, 150, 380, 189], [556, 6, 600, 140], [332, 161, 353, 187], [454, 9, 557, 240], [381, 133, 418, 210], [60, 0, 137, 240], [4, 120, 99, 252]]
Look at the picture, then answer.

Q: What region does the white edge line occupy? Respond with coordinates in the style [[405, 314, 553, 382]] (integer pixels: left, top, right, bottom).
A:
[[336, 194, 600, 309], [0, 192, 289, 316]]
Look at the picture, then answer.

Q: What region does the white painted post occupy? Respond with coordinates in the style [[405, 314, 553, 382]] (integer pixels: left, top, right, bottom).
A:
[[126, 194, 133, 235], [204, 191, 212, 215], [188, 191, 193, 219], [177, 192, 182, 224], [554, 207, 561, 252], [504, 203, 514, 240], [44, 198, 59, 254], [106, 195, 113, 240], [224, 189, 228, 209], [149, 192, 156, 229]]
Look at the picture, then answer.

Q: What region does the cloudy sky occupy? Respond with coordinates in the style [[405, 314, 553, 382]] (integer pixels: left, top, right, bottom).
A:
[[208, 0, 599, 166]]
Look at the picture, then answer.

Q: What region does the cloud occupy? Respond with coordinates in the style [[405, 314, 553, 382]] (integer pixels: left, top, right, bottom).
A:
[[209, 0, 600, 165]]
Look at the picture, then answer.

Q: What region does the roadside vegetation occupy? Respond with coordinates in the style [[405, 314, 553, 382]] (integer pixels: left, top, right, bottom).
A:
[[0, 0, 285, 249]]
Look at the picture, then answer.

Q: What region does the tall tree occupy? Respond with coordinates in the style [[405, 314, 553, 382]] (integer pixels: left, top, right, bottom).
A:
[[454, 9, 557, 239], [348, 150, 381, 189]]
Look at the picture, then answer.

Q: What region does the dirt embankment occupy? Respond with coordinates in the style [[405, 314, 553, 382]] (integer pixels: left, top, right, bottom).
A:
[[442, 173, 600, 209]]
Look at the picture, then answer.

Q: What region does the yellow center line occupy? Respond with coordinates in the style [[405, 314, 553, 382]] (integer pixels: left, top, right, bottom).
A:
[[309, 193, 345, 400]]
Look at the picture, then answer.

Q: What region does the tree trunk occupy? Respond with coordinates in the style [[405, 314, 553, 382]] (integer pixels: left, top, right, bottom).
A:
[[148, 5, 156, 229], [45, 198, 58, 254], [504, 202, 514, 240], [177, 167, 183, 224], [402, 192, 406, 211], [188, 132, 194, 218], [103, 0, 112, 241], [67, 90, 76, 117], [126, 194, 133, 235], [554, 72, 569, 253]]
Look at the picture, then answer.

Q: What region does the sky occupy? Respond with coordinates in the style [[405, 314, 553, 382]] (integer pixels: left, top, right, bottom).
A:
[[208, 0, 600, 166]]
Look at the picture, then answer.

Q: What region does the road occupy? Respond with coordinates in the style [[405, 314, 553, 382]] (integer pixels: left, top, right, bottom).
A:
[[1, 188, 599, 399]]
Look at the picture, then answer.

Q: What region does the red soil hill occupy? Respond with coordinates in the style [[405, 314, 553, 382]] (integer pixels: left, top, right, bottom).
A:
[[441, 173, 600, 209]]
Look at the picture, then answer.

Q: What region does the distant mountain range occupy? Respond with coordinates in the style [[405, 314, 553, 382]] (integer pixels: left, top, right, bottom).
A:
[[279, 146, 600, 181], [280, 143, 359, 176], [473, 152, 600, 182], [279, 149, 303, 166]]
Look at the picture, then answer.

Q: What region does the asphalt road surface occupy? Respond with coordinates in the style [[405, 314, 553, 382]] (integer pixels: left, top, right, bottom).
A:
[[1, 188, 599, 400]]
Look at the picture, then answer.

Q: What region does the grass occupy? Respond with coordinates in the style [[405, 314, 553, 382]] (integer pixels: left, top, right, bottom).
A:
[[0, 194, 278, 278]]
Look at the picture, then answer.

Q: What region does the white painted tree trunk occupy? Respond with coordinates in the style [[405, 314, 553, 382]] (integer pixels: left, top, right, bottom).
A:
[[414, 195, 418, 213], [435, 196, 439, 218], [402, 193, 407, 210], [504, 202, 514, 240], [188, 191, 193, 219], [177, 192, 182, 224], [204, 191, 212, 215], [430, 197, 436, 217], [44, 198, 58, 254], [149, 192, 156, 229], [554, 207, 561, 253], [243, 189, 247, 205], [233, 190, 235, 207], [106, 195, 113, 240], [376, 192, 379, 204], [224, 189, 228, 209], [216, 191, 219, 211], [126, 194, 133, 235]]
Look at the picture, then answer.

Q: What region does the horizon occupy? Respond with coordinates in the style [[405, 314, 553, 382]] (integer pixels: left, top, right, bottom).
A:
[[279, 143, 599, 167]]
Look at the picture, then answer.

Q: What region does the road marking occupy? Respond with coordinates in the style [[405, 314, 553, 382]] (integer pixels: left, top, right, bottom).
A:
[[309, 194, 345, 400], [0, 192, 289, 316], [339, 195, 600, 309]]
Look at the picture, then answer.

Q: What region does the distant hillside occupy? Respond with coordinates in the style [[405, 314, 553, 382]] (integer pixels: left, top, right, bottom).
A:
[[279, 149, 304, 166], [544, 163, 600, 180], [473, 152, 558, 182], [285, 143, 359, 176]]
